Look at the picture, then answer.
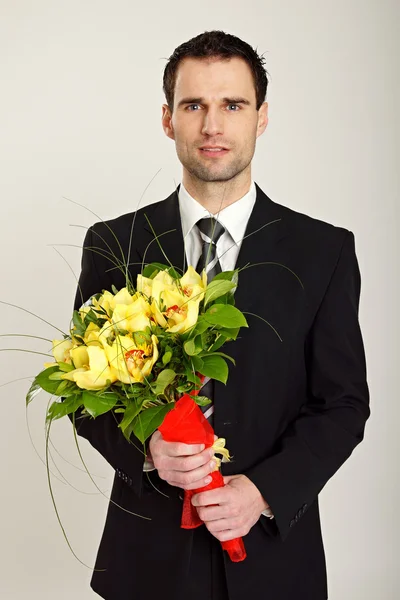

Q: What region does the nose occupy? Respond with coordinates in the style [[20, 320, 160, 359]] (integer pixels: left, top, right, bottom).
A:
[[201, 107, 224, 137]]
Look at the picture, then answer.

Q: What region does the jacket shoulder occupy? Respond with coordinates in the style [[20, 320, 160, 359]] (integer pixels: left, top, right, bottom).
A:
[[272, 198, 351, 242], [91, 198, 168, 235]]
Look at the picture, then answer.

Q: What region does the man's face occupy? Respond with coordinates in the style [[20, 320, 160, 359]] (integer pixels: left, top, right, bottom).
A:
[[162, 57, 268, 183]]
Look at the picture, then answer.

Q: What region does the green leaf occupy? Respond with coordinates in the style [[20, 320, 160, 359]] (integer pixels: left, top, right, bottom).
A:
[[132, 403, 175, 443], [185, 316, 211, 340], [208, 327, 239, 352], [202, 351, 235, 365], [199, 354, 229, 384], [26, 379, 41, 406], [204, 304, 248, 329], [152, 369, 176, 395], [184, 368, 201, 385], [190, 355, 204, 373], [72, 311, 86, 336], [119, 400, 142, 437], [217, 327, 240, 340], [82, 390, 119, 418], [36, 366, 65, 395], [204, 280, 236, 306], [162, 351, 172, 365], [194, 395, 212, 406], [57, 361, 75, 372], [46, 394, 83, 421], [210, 269, 238, 283], [83, 309, 100, 326], [142, 262, 181, 280], [48, 371, 65, 381], [183, 335, 204, 357], [132, 330, 151, 346], [57, 380, 80, 397], [72, 310, 82, 328]]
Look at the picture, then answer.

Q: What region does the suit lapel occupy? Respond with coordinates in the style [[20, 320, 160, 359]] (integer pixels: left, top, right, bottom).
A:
[[233, 182, 289, 308], [136, 185, 186, 275]]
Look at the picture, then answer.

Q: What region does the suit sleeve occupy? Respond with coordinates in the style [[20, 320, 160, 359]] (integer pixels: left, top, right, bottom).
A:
[[245, 230, 370, 542], [68, 225, 146, 498]]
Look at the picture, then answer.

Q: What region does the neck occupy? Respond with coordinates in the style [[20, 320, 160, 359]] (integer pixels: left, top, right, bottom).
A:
[[182, 169, 252, 214]]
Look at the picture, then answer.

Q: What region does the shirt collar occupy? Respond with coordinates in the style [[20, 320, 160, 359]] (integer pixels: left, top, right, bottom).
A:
[[178, 181, 257, 246]]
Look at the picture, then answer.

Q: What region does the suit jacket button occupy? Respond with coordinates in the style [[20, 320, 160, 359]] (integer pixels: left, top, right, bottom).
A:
[[178, 492, 184, 501], [289, 519, 295, 527]]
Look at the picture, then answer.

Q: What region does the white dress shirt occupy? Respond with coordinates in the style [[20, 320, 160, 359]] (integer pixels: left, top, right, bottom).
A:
[[143, 180, 274, 520], [178, 180, 256, 272]]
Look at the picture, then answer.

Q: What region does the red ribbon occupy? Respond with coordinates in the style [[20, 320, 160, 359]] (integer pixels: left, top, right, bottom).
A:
[[158, 386, 247, 562]]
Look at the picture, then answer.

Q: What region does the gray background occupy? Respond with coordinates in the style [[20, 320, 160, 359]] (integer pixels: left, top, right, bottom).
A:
[[0, 1, 398, 598]]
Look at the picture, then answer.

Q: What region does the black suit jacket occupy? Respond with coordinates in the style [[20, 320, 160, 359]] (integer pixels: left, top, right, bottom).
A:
[[73, 182, 370, 600]]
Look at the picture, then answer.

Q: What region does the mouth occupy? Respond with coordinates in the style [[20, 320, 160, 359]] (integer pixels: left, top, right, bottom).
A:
[[199, 147, 230, 157]]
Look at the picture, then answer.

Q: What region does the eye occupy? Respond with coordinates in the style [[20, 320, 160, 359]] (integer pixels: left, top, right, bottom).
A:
[[227, 103, 240, 111], [187, 104, 201, 111]]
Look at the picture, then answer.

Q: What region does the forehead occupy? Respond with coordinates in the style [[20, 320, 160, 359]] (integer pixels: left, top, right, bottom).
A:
[[174, 56, 256, 104]]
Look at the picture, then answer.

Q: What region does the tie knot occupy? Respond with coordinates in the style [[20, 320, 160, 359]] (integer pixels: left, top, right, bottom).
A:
[[196, 217, 225, 244]]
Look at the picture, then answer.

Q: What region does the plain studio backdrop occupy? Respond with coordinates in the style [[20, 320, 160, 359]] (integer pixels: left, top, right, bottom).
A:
[[0, 1, 398, 598]]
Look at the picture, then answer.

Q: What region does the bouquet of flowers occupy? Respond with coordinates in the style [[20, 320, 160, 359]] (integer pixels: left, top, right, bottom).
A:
[[28, 262, 249, 561]]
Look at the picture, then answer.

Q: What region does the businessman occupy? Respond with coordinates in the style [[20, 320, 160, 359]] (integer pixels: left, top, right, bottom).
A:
[[73, 30, 370, 600]]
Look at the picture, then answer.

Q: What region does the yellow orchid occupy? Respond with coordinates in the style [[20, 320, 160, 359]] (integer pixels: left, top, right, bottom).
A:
[[92, 290, 114, 316], [157, 288, 201, 334], [83, 322, 102, 346], [110, 287, 134, 309], [179, 265, 207, 303], [136, 274, 153, 299], [51, 339, 73, 364], [105, 333, 159, 384], [111, 296, 152, 333], [70, 345, 89, 369], [61, 345, 117, 390], [137, 270, 177, 305]]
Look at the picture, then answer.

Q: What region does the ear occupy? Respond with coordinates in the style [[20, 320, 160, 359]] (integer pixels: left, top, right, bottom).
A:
[[256, 101, 268, 138], [161, 104, 175, 141]]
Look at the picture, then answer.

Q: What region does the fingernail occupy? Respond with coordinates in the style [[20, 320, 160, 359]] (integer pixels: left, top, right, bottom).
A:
[[204, 476, 212, 485], [210, 460, 217, 470]]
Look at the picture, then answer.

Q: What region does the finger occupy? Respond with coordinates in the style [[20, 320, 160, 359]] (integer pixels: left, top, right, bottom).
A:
[[196, 504, 230, 522], [204, 514, 242, 533], [191, 487, 229, 507], [159, 459, 217, 487], [172, 447, 216, 472], [161, 473, 212, 490], [156, 447, 214, 472], [180, 475, 214, 491], [212, 527, 247, 543], [163, 440, 206, 457]]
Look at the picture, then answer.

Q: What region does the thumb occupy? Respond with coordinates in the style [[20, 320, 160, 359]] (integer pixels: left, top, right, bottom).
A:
[[222, 474, 240, 486]]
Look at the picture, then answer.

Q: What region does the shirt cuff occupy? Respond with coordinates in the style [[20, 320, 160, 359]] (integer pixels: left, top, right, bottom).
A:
[[261, 506, 275, 519]]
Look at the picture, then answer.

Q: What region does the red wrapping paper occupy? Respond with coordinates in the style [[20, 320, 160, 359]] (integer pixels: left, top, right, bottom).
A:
[[158, 385, 247, 562]]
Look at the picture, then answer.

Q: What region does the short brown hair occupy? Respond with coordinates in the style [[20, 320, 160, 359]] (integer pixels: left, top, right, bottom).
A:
[[162, 30, 269, 112]]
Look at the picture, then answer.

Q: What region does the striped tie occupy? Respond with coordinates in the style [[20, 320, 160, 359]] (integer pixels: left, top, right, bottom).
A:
[[196, 217, 225, 283], [195, 217, 225, 426]]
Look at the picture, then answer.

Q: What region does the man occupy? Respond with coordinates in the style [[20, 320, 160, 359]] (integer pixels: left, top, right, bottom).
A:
[[73, 30, 370, 600]]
